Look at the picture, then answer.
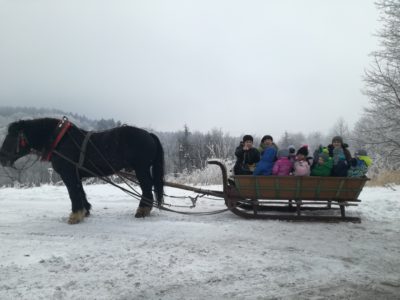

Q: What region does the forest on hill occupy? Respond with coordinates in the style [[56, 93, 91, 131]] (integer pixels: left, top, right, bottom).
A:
[[0, 101, 395, 187]]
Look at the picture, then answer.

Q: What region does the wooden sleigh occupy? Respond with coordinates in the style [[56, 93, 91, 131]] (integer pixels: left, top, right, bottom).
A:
[[208, 160, 369, 222], [121, 160, 369, 222]]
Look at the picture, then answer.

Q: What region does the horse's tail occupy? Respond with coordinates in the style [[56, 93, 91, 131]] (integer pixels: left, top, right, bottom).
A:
[[150, 133, 165, 206]]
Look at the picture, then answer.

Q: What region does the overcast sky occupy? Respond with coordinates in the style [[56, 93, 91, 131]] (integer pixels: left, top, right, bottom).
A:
[[0, 0, 380, 139]]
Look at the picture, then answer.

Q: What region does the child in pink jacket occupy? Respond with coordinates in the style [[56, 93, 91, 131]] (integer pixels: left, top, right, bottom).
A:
[[272, 149, 293, 176], [293, 145, 311, 176]]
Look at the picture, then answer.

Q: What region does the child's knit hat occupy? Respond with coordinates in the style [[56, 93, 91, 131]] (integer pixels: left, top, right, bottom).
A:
[[296, 145, 309, 156], [288, 145, 296, 154], [332, 136, 343, 144], [354, 149, 367, 156]]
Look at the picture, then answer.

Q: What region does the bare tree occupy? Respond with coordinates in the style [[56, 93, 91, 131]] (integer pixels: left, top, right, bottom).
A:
[[329, 117, 351, 141], [306, 131, 328, 152], [277, 131, 306, 150], [360, 0, 400, 167], [279, 131, 292, 149]]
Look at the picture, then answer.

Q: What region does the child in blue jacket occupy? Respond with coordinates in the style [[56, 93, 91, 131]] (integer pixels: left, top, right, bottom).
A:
[[254, 147, 277, 176], [347, 149, 372, 178]]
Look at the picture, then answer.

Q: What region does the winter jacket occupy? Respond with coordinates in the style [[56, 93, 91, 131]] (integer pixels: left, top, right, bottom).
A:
[[289, 153, 296, 165], [233, 145, 260, 175], [258, 143, 279, 156], [272, 157, 293, 176], [328, 144, 352, 177], [312, 146, 329, 168], [293, 160, 310, 176], [358, 155, 373, 167], [328, 143, 352, 162], [254, 147, 277, 176], [347, 157, 371, 178], [311, 158, 333, 177]]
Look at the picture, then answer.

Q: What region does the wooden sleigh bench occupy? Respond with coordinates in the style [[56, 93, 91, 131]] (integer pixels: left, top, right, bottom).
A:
[[208, 160, 369, 222]]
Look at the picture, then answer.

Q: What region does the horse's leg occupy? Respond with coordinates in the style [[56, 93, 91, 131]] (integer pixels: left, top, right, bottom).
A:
[[83, 197, 92, 217], [61, 174, 90, 224], [134, 167, 154, 218]]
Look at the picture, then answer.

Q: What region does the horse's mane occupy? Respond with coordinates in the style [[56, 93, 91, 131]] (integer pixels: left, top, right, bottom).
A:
[[8, 118, 129, 138], [8, 118, 62, 135]]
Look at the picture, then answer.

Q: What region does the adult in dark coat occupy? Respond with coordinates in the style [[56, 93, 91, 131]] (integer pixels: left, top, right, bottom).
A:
[[327, 136, 352, 177], [233, 135, 260, 175]]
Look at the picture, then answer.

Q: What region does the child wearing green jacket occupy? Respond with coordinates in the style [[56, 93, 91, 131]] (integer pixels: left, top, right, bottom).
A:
[[311, 152, 333, 176]]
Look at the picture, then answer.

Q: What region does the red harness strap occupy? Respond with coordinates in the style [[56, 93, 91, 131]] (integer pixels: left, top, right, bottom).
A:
[[42, 117, 72, 161]]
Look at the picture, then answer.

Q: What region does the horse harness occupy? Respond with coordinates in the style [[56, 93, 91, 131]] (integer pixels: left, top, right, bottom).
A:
[[77, 131, 93, 170], [41, 116, 72, 161], [29, 117, 86, 166], [17, 117, 227, 216], [16, 132, 29, 154], [14, 117, 72, 160]]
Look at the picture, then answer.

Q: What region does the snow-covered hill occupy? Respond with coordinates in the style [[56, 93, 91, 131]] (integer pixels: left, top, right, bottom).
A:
[[0, 184, 399, 299]]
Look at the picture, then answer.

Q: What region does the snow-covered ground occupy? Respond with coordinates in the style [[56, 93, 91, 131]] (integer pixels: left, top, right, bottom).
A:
[[0, 183, 399, 300]]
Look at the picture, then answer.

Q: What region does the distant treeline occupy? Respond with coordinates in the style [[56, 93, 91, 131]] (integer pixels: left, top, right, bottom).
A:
[[0, 107, 239, 186], [0, 103, 397, 186], [0, 107, 122, 186]]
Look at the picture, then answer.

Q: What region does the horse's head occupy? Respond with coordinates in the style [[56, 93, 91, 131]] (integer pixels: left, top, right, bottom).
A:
[[0, 121, 31, 167]]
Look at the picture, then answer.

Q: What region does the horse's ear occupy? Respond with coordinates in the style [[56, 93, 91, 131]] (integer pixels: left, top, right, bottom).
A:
[[8, 120, 27, 135]]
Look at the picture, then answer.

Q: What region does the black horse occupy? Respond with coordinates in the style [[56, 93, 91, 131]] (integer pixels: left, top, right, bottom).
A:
[[0, 117, 164, 224]]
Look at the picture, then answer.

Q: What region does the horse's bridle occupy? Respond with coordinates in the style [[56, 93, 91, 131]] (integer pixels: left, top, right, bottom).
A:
[[0, 131, 31, 160], [16, 131, 30, 154], [2, 117, 71, 163]]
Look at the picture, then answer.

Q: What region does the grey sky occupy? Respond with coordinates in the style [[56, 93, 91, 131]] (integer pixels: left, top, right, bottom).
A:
[[0, 0, 379, 139]]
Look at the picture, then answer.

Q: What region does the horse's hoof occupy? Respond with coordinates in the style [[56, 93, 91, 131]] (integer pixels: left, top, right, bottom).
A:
[[135, 207, 152, 218], [68, 209, 87, 224]]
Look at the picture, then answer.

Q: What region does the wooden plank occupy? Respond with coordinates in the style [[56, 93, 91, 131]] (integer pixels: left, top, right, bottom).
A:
[[335, 179, 345, 198], [233, 175, 368, 201]]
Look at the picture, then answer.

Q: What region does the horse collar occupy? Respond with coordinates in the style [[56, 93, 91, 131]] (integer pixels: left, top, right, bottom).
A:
[[41, 116, 72, 161]]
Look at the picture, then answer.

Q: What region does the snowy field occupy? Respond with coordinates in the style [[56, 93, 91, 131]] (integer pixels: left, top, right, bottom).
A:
[[0, 183, 399, 300]]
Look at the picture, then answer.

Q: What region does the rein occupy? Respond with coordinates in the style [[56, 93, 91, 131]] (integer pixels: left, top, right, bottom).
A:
[[5, 117, 228, 216], [49, 121, 229, 216], [53, 148, 229, 216]]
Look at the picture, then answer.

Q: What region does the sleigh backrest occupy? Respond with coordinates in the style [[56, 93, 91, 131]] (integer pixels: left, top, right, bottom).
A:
[[233, 176, 369, 201]]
